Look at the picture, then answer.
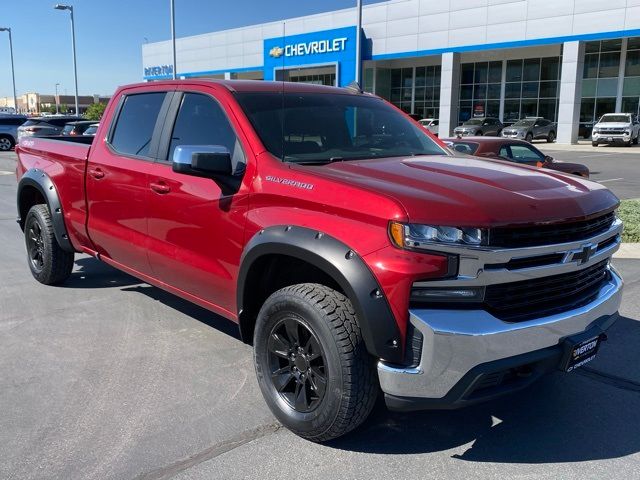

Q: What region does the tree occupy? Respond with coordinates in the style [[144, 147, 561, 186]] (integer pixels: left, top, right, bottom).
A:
[[85, 102, 106, 121]]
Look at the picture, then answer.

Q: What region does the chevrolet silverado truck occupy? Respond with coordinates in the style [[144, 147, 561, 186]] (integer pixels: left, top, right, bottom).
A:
[[591, 113, 640, 147], [15, 80, 623, 442]]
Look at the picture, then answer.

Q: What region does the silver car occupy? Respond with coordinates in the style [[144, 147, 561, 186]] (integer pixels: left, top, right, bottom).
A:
[[0, 115, 27, 151], [17, 116, 83, 140], [454, 117, 503, 137], [501, 117, 557, 143]]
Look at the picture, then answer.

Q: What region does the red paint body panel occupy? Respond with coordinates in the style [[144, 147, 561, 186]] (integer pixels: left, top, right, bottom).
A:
[[14, 79, 620, 358]]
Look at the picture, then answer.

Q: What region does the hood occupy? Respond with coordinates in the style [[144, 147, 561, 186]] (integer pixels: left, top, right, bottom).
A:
[[455, 125, 480, 131], [504, 126, 530, 132], [296, 155, 617, 227], [595, 122, 631, 128]]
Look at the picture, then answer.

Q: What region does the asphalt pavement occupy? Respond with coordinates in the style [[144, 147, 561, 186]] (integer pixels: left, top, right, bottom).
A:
[[1, 150, 640, 480]]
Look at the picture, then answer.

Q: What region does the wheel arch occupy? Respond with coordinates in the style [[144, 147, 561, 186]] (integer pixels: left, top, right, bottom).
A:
[[237, 226, 403, 363], [17, 169, 75, 253]]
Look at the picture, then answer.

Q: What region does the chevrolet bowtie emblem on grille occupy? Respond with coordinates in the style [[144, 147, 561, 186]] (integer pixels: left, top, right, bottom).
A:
[[567, 243, 598, 265], [269, 46, 284, 58]]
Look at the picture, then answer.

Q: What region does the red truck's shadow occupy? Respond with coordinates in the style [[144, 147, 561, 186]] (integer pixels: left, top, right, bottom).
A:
[[328, 314, 640, 462]]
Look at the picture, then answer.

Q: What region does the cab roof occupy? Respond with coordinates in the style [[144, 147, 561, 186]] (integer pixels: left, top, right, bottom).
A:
[[121, 79, 360, 95]]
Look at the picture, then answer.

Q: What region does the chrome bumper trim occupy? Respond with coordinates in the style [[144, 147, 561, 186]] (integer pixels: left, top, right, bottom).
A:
[[377, 267, 623, 399]]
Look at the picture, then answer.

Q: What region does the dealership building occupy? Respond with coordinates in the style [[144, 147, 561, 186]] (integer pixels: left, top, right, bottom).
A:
[[142, 0, 640, 142]]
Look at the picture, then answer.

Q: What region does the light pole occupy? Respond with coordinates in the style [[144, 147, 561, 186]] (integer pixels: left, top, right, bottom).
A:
[[170, 0, 177, 79], [0, 27, 18, 114], [355, 0, 363, 85], [55, 83, 60, 114], [54, 4, 79, 116]]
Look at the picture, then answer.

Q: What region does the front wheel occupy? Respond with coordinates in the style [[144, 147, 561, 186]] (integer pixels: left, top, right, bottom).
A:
[[525, 132, 534, 143], [547, 131, 556, 143], [24, 204, 74, 285], [592, 141, 598, 147], [254, 283, 378, 442]]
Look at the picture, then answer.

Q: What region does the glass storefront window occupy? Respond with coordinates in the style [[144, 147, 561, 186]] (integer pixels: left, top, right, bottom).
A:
[[506, 60, 523, 82], [489, 61, 502, 83], [598, 52, 621, 78], [523, 59, 540, 82], [626, 50, 640, 77], [540, 58, 559, 81], [596, 78, 618, 97]]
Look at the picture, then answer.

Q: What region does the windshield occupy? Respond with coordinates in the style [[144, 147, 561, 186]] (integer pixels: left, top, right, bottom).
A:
[[463, 119, 483, 126], [235, 92, 445, 163], [600, 114, 631, 123], [512, 119, 535, 127]]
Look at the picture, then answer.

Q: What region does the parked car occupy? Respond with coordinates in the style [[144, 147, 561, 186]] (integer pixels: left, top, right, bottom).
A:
[[454, 117, 503, 137], [0, 114, 27, 151], [591, 113, 640, 147], [501, 117, 556, 143], [14, 80, 622, 442], [17, 116, 82, 140], [62, 120, 99, 136], [82, 123, 99, 136], [443, 137, 590, 178], [419, 118, 439, 136]]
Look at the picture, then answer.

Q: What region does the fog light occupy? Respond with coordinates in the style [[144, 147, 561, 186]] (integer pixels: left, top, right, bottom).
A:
[[411, 286, 485, 303]]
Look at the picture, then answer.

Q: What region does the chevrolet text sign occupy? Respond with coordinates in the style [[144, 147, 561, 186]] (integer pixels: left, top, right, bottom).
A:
[[264, 26, 358, 87], [271, 37, 349, 58]]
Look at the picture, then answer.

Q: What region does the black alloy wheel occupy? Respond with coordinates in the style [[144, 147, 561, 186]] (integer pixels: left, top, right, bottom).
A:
[[267, 316, 327, 413], [26, 216, 45, 272]]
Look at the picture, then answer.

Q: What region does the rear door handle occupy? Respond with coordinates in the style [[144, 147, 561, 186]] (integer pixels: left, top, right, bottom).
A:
[[150, 181, 171, 195], [88, 167, 105, 179]]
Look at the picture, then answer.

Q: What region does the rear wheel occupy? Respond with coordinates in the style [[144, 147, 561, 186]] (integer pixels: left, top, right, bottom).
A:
[[254, 283, 377, 442], [547, 131, 556, 143], [24, 204, 74, 285], [0, 135, 13, 151]]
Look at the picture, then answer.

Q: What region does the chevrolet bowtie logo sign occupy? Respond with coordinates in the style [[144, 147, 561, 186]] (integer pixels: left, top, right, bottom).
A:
[[269, 46, 284, 58], [568, 243, 598, 265]]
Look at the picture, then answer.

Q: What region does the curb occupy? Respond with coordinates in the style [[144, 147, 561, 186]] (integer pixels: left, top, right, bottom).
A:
[[614, 243, 640, 259]]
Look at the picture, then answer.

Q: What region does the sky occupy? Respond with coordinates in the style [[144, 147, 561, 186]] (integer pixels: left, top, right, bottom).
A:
[[0, 0, 384, 98]]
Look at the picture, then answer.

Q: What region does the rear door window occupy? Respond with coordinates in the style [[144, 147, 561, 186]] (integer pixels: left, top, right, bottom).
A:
[[110, 92, 166, 158]]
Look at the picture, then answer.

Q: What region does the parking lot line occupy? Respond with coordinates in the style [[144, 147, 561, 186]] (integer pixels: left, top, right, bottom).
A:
[[0, 171, 14, 176], [598, 178, 624, 183]]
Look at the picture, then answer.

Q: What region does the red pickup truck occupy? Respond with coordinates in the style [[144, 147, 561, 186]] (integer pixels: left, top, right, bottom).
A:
[[15, 80, 623, 442]]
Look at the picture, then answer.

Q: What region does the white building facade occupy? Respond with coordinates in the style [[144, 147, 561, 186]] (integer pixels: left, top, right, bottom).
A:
[[142, 0, 640, 142]]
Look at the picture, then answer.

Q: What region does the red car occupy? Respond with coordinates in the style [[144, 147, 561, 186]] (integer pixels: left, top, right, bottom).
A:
[[15, 80, 621, 441], [443, 136, 590, 178]]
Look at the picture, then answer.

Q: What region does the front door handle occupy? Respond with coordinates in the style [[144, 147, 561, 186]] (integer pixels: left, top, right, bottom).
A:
[[88, 167, 105, 179], [150, 181, 171, 194]]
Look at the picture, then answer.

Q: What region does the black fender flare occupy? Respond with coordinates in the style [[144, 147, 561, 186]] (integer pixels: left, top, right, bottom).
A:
[[17, 169, 75, 253], [237, 225, 403, 363]]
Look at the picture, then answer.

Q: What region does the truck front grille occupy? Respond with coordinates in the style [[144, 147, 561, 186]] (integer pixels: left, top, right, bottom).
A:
[[489, 212, 615, 248], [484, 260, 610, 322]]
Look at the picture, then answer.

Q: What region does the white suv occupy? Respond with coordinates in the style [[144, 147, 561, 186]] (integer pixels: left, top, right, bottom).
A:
[[592, 113, 640, 147]]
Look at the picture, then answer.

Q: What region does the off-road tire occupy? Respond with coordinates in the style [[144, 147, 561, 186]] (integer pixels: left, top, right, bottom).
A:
[[24, 204, 74, 285], [254, 283, 378, 442]]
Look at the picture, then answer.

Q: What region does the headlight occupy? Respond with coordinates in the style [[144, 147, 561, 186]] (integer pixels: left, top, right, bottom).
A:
[[592, 128, 599, 134], [389, 222, 486, 249]]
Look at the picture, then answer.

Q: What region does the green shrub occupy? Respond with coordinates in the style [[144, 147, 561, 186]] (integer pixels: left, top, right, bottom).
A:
[[618, 199, 640, 243]]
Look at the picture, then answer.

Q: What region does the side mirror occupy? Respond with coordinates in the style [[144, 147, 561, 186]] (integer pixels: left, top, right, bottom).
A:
[[544, 155, 554, 164], [172, 145, 233, 178]]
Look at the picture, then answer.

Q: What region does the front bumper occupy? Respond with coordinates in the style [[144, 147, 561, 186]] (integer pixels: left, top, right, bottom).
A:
[[592, 133, 631, 144], [378, 266, 622, 410]]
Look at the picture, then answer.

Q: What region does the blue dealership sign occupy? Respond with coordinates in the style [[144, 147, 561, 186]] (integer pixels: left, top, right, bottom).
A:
[[263, 26, 357, 87]]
